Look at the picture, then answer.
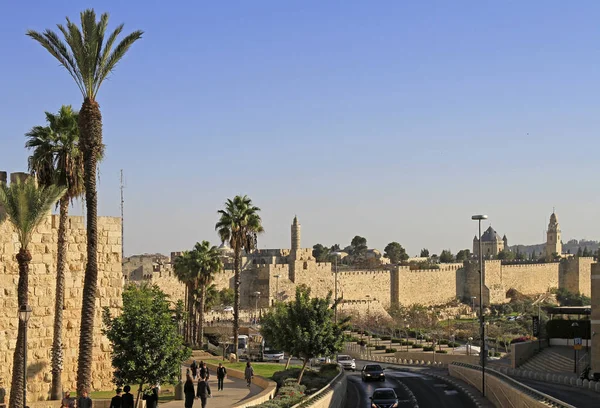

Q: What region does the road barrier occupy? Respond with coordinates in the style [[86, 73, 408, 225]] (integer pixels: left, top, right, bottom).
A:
[[291, 364, 347, 408]]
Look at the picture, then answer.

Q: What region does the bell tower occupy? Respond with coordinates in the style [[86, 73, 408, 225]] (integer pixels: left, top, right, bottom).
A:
[[546, 211, 562, 260]]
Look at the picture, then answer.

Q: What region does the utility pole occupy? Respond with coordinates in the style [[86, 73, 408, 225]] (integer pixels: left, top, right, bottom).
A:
[[120, 169, 125, 261]]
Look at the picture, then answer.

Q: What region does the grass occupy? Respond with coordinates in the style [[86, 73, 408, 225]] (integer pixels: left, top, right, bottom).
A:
[[204, 359, 302, 379], [91, 385, 176, 402]]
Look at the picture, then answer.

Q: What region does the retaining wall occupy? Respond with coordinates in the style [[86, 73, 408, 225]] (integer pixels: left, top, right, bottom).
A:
[[511, 340, 547, 368]]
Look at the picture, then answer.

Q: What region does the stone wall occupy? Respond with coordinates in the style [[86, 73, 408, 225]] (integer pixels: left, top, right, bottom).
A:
[[0, 215, 122, 402], [396, 265, 461, 306]]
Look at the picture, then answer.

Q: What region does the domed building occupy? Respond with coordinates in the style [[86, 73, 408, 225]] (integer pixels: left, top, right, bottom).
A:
[[473, 226, 507, 258]]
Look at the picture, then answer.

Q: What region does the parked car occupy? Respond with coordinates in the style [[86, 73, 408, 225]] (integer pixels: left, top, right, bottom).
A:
[[370, 387, 399, 408], [361, 364, 385, 382], [336, 354, 356, 371], [223, 306, 234, 312], [310, 356, 331, 366]]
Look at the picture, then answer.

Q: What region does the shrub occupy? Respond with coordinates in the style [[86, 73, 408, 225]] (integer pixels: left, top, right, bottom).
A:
[[401, 341, 414, 346], [391, 338, 403, 343], [435, 350, 448, 354], [380, 335, 391, 341], [510, 336, 536, 344], [375, 345, 386, 350], [447, 342, 460, 348], [489, 351, 501, 357], [438, 339, 449, 345], [411, 344, 423, 349], [366, 343, 374, 348], [255, 378, 306, 407], [385, 348, 397, 353], [423, 346, 434, 351]]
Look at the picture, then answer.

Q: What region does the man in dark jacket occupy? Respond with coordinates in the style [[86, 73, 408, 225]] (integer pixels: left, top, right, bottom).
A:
[[199, 363, 209, 381], [143, 386, 159, 408], [78, 390, 93, 408], [121, 386, 134, 408], [195, 376, 211, 408], [216, 364, 227, 391], [190, 360, 198, 380], [110, 388, 122, 408]]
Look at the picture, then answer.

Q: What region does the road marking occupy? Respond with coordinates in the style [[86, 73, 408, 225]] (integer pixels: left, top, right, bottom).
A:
[[444, 390, 459, 395]]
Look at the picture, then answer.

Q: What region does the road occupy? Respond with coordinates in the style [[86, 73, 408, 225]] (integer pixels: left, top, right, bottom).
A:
[[518, 378, 598, 408], [345, 362, 477, 408]]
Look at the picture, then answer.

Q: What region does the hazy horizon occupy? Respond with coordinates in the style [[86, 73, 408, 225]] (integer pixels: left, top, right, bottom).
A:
[[2, 2, 600, 257]]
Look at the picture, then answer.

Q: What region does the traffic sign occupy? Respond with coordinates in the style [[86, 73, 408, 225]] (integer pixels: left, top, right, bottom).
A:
[[574, 337, 582, 350], [532, 316, 540, 337]]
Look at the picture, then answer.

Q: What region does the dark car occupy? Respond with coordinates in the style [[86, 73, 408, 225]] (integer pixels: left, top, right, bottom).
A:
[[361, 364, 385, 382], [370, 388, 398, 408]]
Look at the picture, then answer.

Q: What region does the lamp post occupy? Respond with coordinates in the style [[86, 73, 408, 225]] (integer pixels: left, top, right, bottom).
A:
[[406, 324, 410, 352], [572, 322, 579, 373], [365, 294, 370, 315], [472, 214, 488, 397], [273, 275, 280, 303], [253, 291, 261, 324], [331, 252, 343, 324], [18, 304, 32, 408]]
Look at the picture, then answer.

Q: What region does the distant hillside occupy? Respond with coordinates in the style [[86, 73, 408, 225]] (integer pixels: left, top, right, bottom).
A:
[[510, 239, 599, 256]]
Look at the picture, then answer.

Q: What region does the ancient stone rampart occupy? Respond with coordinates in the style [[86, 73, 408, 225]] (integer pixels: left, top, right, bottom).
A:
[[0, 214, 122, 402]]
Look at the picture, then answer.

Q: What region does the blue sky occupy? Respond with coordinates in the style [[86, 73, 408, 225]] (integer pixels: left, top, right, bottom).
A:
[[2, 1, 600, 256]]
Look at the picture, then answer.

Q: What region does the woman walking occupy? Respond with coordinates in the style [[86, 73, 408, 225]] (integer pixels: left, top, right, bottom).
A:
[[244, 362, 254, 387], [184, 374, 195, 408]]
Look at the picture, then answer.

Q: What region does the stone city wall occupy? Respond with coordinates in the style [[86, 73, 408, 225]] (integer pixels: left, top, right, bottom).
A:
[[396, 266, 460, 306], [0, 214, 122, 402], [500, 262, 559, 296]]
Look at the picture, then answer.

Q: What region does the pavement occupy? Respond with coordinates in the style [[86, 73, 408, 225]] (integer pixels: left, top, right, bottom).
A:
[[161, 364, 262, 408]]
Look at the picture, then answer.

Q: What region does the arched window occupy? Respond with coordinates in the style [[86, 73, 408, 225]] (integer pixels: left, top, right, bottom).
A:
[[303, 261, 308, 270]]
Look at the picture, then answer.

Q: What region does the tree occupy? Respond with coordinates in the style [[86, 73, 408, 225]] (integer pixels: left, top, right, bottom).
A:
[[25, 105, 86, 400], [583, 246, 591, 257], [0, 178, 65, 408], [262, 287, 347, 383], [439, 250, 454, 263], [455, 249, 471, 262], [173, 251, 197, 344], [215, 195, 264, 359], [420, 248, 429, 257], [261, 303, 295, 369], [330, 244, 341, 252], [312, 243, 330, 262], [203, 284, 219, 312], [28, 10, 143, 393], [531, 250, 537, 260], [497, 249, 515, 261], [383, 242, 408, 264], [576, 247, 582, 257], [350, 236, 368, 257], [515, 249, 526, 261], [219, 288, 235, 306], [102, 285, 190, 408]]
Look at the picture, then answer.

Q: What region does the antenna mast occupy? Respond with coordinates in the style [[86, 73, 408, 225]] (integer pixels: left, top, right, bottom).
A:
[[120, 169, 124, 261]]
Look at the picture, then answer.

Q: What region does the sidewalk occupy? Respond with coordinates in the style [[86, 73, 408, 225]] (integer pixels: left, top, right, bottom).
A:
[[161, 365, 262, 408]]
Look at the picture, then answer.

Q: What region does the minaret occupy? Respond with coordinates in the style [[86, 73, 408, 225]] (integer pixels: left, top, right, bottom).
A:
[[546, 211, 561, 259], [502, 235, 508, 251], [291, 215, 301, 252]]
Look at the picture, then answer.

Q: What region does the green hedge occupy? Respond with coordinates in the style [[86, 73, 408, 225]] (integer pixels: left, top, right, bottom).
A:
[[411, 344, 423, 349], [391, 338, 403, 343], [546, 319, 590, 339], [380, 335, 391, 341], [375, 345, 386, 350], [385, 348, 397, 353], [422, 346, 434, 352], [435, 350, 448, 354]]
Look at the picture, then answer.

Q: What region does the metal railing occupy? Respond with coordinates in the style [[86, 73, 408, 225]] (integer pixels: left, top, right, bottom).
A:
[[450, 362, 576, 408], [291, 364, 346, 408]]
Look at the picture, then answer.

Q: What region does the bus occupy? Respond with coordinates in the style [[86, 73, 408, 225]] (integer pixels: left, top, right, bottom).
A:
[[262, 341, 285, 363], [226, 335, 249, 358]]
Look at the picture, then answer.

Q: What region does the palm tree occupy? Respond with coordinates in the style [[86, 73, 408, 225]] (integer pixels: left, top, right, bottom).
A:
[[0, 178, 65, 408], [173, 251, 197, 345], [215, 196, 264, 354], [25, 105, 85, 400], [27, 10, 142, 393], [191, 241, 223, 347]]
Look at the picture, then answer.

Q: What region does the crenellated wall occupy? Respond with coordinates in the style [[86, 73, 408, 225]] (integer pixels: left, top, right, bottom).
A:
[[0, 214, 122, 402]]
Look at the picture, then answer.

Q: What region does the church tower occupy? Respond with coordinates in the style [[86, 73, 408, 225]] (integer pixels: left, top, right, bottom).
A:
[[546, 211, 562, 260]]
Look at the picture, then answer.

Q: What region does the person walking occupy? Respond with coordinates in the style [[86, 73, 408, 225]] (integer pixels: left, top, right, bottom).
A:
[[244, 362, 254, 387], [184, 375, 195, 408], [200, 362, 210, 381], [195, 376, 211, 408], [190, 360, 199, 380], [61, 391, 74, 408], [77, 390, 93, 408], [143, 386, 159, 408], [216, 363, 227, 391], [121, 386, 134, 408], [109, 388, 122, 408]]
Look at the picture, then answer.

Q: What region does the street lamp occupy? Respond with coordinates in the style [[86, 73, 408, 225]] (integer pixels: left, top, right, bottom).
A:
[[253, 292, 261, 324], [365, 294, 370, 315], [273, 275, 280, 303], [331, 252, 343, 324], [18, 304, 32, 408], [405, 322, 410, 353], [472, 214, 488, 397]]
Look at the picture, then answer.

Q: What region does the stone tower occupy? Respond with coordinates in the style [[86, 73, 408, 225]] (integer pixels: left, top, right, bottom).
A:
[[502, 235, 508, 250], [291, 215, 301, 252], [546, 212, 562, 259]]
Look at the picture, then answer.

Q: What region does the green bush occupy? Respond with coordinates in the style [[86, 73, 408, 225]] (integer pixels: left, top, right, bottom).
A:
[[380, 335, 391, 341], [438, 339, 449, 345], [375, 345, 386, 350], [391, 338, 403, 343], [401, 341, 414, 346], [435, 349, 448, 354], [422, 346, 434, 351], [385, 348, 397, 353], [489, 351, 501, 357], [411, 344, 422, 349], [447, 342, 460, 347], [254, 378, 306, 407]]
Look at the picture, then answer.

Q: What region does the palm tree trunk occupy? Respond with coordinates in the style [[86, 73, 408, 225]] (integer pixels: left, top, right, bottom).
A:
[[50, 196, 69, 400], [9, 248, 32, 408], [76, 98, 102, 394], [233, 248, 241, 359], [198, 285, 206, 349]]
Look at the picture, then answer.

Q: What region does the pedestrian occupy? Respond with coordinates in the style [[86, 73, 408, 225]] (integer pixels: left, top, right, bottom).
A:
[[191, 360, 198, 380], [184, 374, 195, 408], [195, 375, 211, 408], [244, 362, 254, 387], [121, 386, 134, 408], [216, 363, 227, 391], [61, 391, 74, 408], [109, 388, 122, 408], [200, 362, 209, 381], [142, 386, 159, 408], [77, 390, 93, 408]]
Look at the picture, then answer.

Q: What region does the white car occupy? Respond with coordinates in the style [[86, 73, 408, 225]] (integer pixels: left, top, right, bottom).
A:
[[336, 354, 356, 371], [310, 356, 331, 366], [223, 306, 234, 312], [263, 350, 285, 363]]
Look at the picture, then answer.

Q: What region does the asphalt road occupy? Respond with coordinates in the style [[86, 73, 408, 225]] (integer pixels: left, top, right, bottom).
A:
[[517, 378, 598, 408], [345, 364, 477, 408]]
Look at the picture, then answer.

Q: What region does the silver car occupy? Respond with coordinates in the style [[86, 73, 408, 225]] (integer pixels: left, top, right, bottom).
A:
[[336, 354, 356, 371]]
